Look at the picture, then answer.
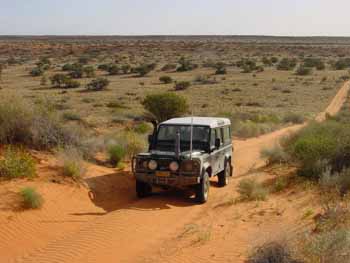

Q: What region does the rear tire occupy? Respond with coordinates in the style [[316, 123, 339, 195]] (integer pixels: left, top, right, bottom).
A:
[[218, 161, 231, 187], [136, 180, 152, 198], [195, 172, 210, 203]]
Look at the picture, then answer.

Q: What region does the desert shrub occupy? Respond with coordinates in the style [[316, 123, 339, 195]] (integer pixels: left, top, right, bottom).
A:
[[98, 63, 112, 72], [176, 57, 197, 72], [57, 147, 86, 180], [0, 147, 36, 179], [277, 58, 297, 71], [214, 62, 227, 75], [174, 81, 191, 91], [0, 95, 92, 151], [134, 63, 156, 77], [50, 74, 80, 89], [283, 113, 305, 124], [301, 229, 350, 263], [248, 241, 301, 263], [142, 93, 189, 122], [64, 78, 80, 89], [303, 58, 325, 70], [0, 96, 33, 144], [334, 58, 350, 70], [62, 63, 74, 71], [273, 177, 289, 192], [108, 144, 126, 166], [69, 66, 83, 79], [237, 178, 268, 201], [159, 76, 173, 84], [161, 63, 177, 71], [133, 122, 152, 134], [262, 57, 273, 66], [30, 67, 44, 77], [121, 64, 131, 74], [296, 65, 312, 76], [107, 64, 120, 75], [83, 66, 96, 78], [86, 78, 110, 91], [285, 121, 350, 178], [50, 73, 69, 87], [261, 145, 290, 165], [20, 187, 43, 209]]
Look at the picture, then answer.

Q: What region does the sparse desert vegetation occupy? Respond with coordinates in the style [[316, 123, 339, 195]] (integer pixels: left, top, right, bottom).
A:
[[1, 36, 350, 263]]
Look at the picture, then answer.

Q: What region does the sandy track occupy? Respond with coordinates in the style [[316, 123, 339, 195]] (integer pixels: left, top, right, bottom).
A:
[[5, 81, 350, 263]]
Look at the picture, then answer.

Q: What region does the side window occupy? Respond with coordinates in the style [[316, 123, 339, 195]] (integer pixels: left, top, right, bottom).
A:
[[210, 129, 216, 147], [216, 128, 223, 145], [223, 126, 230, 144]]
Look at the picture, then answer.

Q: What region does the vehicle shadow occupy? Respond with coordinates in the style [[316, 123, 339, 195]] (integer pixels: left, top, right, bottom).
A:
[[81, 171, 197, 215]]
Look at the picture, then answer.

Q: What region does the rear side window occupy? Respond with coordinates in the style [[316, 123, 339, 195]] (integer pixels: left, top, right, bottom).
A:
[[223, 126, 231, 144]]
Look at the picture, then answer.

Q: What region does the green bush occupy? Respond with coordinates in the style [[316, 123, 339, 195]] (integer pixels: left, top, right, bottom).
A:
[[83, 66, 96, 78], [214, 62, 227, 75], [176, 57, 197, 72], [57, 147, 86, 180], [108, 145, 126, 166], [107, 64, 121, 75], [277, 58, 297, 71], [334, 58, 350, 70], [20, 187, 43, 209], [303, 58, 325, 70], [237, 178, 268, 201], [0, 95, 92, 151], [30, 67, 44, 77], [142, 93, 189, 122], [86, 78, 110, 91], [0, 147, 36, 179], [285, 121, 350, 178], [134, 63, 156, 77], [159, 76, 173, 84], [174, 81, 191, 91]]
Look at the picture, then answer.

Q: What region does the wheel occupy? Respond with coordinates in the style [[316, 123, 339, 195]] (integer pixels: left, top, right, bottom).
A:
[[218, 160, 231, 187], [195, 172, 210, 203], [136, 180, 152, 198]]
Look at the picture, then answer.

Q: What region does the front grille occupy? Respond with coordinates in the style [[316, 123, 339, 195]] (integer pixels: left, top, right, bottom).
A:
[[157, 159, 172, 171]]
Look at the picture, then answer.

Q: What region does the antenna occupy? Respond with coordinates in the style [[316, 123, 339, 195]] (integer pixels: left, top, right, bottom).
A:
[[190, 111, 193, 160]]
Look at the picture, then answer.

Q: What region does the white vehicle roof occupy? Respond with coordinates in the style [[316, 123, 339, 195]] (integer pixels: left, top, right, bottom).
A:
[[161, 117, 231, 128]]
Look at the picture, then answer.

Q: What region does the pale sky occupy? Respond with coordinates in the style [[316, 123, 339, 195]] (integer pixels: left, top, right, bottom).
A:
[[1, 0, 350, 36]]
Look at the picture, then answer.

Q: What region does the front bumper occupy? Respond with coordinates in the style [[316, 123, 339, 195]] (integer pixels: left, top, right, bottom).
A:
[[135, 172, 200, 187]]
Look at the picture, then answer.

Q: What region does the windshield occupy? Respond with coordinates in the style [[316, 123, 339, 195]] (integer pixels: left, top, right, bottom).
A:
[[154, 125, 210, 152]]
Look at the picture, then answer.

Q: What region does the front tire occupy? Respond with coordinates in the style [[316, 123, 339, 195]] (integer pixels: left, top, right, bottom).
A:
[[218, 161, 231, 187], [136, 180, 152, 198], [195, 172, 210, 203]]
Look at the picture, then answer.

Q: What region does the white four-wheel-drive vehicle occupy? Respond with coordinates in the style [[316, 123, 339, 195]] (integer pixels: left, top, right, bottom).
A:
[[132, 117, 233, 203]]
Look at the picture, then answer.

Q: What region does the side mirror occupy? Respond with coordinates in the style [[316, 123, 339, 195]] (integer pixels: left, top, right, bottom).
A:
[[215, 138, 221, 149]]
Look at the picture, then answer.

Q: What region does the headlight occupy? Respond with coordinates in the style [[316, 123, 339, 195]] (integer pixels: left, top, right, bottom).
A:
[[169, 161, 179, 172], [148, 160, 158, 170], [142, 161, 148, 169]]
